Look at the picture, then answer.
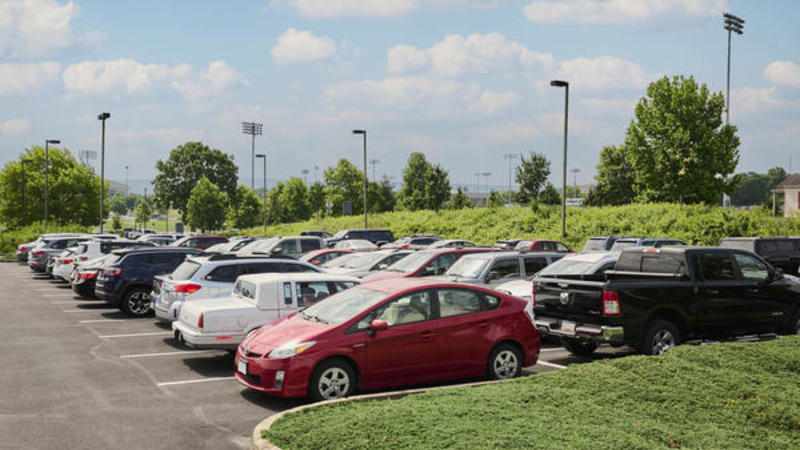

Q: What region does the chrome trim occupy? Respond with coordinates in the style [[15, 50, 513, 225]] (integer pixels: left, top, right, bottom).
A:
[[534, 317, 624, 343]]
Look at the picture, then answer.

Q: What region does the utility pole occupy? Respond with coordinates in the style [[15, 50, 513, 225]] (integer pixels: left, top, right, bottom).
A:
[[370, 158, 379, 181], [550, 80, 569, 239], [98, 112, 110, 232]]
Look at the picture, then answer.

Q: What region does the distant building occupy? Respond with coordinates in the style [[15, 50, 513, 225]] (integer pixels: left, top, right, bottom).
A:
[[451, 189, 489, 207], [771, 174, 800, 217], [108, 181, 128, 196]]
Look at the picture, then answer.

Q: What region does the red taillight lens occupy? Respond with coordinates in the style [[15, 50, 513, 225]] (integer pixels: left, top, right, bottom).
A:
[[63, 259, 73, 264], [79, 256, 88, 261], [311, 259, 321, 265], [198, 313, 204, 329], [531, 283, 536, 307], [20, 246, 27, 252], [78, 271, 98, 279], [103, 268, 121, 277], [174, 283, 202, 294], [602, 290, 621, 316], [33, 250, 46, 256]]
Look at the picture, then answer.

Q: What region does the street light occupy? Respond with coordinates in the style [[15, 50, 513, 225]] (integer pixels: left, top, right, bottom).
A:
[[256, 153, 267, 234], [503, 153, 519, 203], [44, 139, 60, 230], [481, 172, 491, 193], [723, 12, 744, 125], [98, 112, 110, 232], [21, 158, 32, 223], [242, 122, 263, 191], [124, 164, 129, 192], [550, 79, 569, 239], [301, 169, 309, 185], [571, 168, 580, 198], [352, 130, 368, 228], [369, 158, 380, 181]]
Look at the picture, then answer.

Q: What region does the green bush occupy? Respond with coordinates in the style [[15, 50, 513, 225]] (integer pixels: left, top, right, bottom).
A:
[[0, 222, 91, 255]]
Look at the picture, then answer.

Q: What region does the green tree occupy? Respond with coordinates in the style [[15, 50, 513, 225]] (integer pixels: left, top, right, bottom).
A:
[[124, 193, 140, 212], [134, 199, 152, 229], [448, 187, 472, 209], [398, 152, 451, 211], [109, 193, 128, 216], [265, 182, 286, 224], [324, 159, 364, 216], [308, 182, 326, 216], [426, 165, 451, 211], [539, 183, 561, 205], [592, 145, 636, 206], [731, 167, 787, 207], [111, 213, 123, 231], [625, 76, 740, 204], [280, 177, 312, 222], [515, 152, 551, 203], [228, 185, 262, 229], [368, 177, 396, 213], [152, 142, 238, 222], [0, 146, 105, 228], [488, 190, 504, 208], [186, 177, 228, 231]]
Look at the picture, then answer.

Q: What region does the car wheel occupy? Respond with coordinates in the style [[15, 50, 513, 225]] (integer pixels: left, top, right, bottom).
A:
[[790, 313, 800, 335], [487, 343, 523, 380], [309, 359, 355, 402], [640, 319, 681, 356], [562, 338, 597, 356], [121, 287, 153, 317]]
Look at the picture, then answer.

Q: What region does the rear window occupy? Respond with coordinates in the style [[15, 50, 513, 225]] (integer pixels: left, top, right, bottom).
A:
[[610, 240, 638, 251], [300, 239, 321, 252], [234, 280, 257, 299], [718, 239, 754, 251], [615, 252, 686, 275], [369, 230, 394, 242], [582, 238, 608, 252], [170, 260, 201, 280], [756, 240, 795, 254]]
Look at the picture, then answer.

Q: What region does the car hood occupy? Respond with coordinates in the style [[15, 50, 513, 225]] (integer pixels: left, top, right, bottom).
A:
[[243, 315, 335, 355], [361, 270, 407, 282]]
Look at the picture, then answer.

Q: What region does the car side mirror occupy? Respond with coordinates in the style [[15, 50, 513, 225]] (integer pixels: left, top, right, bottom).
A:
[[772, 268, 784, 281], [271, 248, 284, 255], [376, 263, 388, 270], [369, 319, 388, 336]]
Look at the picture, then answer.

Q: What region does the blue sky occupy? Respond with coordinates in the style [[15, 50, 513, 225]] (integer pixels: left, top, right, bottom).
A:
[[1, 0, 798, 194]]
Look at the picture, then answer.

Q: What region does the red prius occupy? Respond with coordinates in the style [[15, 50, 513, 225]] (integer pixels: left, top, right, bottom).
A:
[[235, 278, 540, 401]]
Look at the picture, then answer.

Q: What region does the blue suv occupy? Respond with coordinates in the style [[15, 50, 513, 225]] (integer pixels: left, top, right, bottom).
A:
[[95, 247, 200, 317], [325, 229, 395, 247]]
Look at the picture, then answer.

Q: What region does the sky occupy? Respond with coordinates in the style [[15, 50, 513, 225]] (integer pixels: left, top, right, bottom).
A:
[[0, 0, 798, 194]]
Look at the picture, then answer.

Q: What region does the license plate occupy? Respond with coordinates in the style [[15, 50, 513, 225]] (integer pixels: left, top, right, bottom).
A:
[[237, 359, 248, 375], [560, 321, 576, 335]]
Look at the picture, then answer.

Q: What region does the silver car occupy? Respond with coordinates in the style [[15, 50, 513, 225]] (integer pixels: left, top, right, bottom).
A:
[[323, 249, 413, 278], [441, 251, 565, 285]]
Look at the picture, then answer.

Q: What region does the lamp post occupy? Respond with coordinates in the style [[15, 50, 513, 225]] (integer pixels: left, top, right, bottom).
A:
[[242, 122, 263, 191], [352, 130, 368, 228], [503, 153, 519, 203], [369, 158, 380, 181], [256, 154, 267, 234], [21, 158, 32, 223], [723, 12, 744, 125], [301, 169, 309, 185], [550, 79, 569, 239], [44, 139, 60, 230], [571, 168, 580, 198], [97, 112, 110, 232], [125, 164, 129, 191]]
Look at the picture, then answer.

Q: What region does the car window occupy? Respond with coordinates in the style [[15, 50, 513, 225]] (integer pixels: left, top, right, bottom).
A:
[[734, 253, 769, 282], [283, 282, 293, 305], [241, 262, 282, 274], [523, 257, 548, 278], [555, 242, 569, 252], [356, 290, 433, 330], [381, 253, 408, 268], [235, 280, 257, 300], [51, 240, 67, 249], [205, 264, 240, 282], [349, 231, 366, 239], [484, 294, 500, 311], [698, 252, 737, 281], [300, 239, 321, 252], [424, 253, 457, 275], [171, 260, 201, 280], [296, 281, 334, 307], [282, 262, 318, 273], [437, 288, 482, 318], [488, 258, 521, 280]]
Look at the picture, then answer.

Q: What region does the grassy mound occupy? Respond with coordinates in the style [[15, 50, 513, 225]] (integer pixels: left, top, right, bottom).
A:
[[266, 337, 800, 449]]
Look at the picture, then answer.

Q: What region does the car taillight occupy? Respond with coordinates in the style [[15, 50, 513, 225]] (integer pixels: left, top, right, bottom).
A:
[[311, 259, 321, 265], [78, 271, 98, 279], [79, 256, 88, 261], [174, 283, 202, 294], [602, 290, 621, 316], [531, 283, 536, 307], [104, 268, 122, 277], [63, 259, 73, 264], [197, 313, 204, 329], [19, 246, 27, 252], [33, 250, 46, 256]]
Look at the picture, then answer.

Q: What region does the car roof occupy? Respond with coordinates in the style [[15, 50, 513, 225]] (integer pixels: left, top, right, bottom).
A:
[[360, 277, 512, 295], [112, 246, 198, 255], [557, 251, 619, 263], [237, 272, 360, 285], [459, 251, 562, 260]]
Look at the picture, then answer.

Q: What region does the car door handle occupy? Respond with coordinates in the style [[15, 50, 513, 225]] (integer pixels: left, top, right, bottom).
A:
[[704, 289, 719, 295], [477, 320, 490, 328], [746, 288, 759, 293], [420, 331, 435, 340]]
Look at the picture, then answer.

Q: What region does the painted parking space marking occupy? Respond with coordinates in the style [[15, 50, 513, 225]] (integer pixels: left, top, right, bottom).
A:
[[43, 293, 76, 297], [98, 331, 173, 339], [79, 319, 126, 324], [50, 300, 94, 305], [120, 350, 220, 359], [62, 309, 107, 313], [537, 361, 567, 370], [156, 376, 235, 387]]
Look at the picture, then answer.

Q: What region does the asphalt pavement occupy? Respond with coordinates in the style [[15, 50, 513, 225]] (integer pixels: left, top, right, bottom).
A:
[[0, 262, 634, 449]]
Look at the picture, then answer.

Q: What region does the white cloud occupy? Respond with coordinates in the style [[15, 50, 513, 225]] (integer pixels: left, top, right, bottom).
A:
[[523, 0, 726, 23], [327, 76, 480, 109], [476, 122, 539, 142], [763, 60, 800, 87], [271, 28, 337, 64], [170, 60, 248, 100], [554, 56, 655, 90], [580, 97, 638, 115], [0, 62, 60, 94], [0, 118, 31, 136], [388, 32, 553, 77], [106, 128, 204, 145], [470, 91, 518, 116], [0, 0, 102, 57], [272, 0, 494, 18], [730, 86, 784, 116]]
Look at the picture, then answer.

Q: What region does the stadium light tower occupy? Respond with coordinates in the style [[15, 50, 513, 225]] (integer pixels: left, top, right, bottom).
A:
[[242, 122, 263, 191], [723, 12, 744, 125], [550, 79, 569, 239]]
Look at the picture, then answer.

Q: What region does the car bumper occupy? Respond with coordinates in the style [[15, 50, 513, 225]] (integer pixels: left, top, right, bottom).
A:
[[153, 303, 174, 322], [171, 321, 244, 350], [233, 350, 313, 398], [534, 316, 624, 344], [52, 265, 72, 282]]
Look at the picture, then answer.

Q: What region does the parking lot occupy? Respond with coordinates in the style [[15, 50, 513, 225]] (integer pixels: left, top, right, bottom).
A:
[[0, 261, 634, 449]]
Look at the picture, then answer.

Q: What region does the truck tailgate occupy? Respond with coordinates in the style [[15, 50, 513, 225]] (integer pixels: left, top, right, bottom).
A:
[[534, 277, 605, 323]]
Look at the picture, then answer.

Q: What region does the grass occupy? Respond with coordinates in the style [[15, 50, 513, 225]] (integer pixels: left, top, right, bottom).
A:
[[265, 337, 800, 450]]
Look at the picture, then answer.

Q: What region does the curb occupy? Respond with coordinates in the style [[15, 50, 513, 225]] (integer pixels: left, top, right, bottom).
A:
[[250, 378, 507, 450]]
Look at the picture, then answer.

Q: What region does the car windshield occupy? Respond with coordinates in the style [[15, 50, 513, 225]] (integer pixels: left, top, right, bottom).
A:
[[539, 258, 598, 276], [610, 240, 638, 251], [244, 238, 279, 253], [170, 260, 201, 280], [322, 253, 360, 269], [384, 252, 431, 273], [445, 257, 488, 278], [582, 239, 607, 252], [299, 287, 388, 325], [337, 252, 385, 269], [332, 230, 348, 238]]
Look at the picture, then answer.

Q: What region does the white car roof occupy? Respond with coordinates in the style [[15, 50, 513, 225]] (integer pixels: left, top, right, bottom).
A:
[[237, 272, 360, 286]]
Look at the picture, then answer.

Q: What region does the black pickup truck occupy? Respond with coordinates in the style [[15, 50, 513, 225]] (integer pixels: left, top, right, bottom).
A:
[[533, 247, 800, 355]]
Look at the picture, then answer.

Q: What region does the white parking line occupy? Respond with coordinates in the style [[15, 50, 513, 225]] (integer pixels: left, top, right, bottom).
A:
[[79, 319, 125, 324], [537, 361, 567, 370], [43, 293, 75, 297], [35, 288, 65, 291], [62, 309, 103, 313], [50, 300, 94, 305], [156, 377, 236, 387], [98, 332, 173, 339], [120, 350, 220, 359]]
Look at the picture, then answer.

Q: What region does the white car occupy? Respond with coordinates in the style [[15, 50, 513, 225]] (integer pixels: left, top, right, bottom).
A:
[[53, 239, 151, 282], [333, 239, 378, 251], [323, 249, 412, 278], [172, 273, 359, 350]]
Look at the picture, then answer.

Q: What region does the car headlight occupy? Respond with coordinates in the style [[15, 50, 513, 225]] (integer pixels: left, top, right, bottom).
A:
[[268, 341, 317, 359]]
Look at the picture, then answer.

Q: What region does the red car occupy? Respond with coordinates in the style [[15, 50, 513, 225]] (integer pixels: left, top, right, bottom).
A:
[[299, 249, 354, 266], [361, 248, 492, 283], [514, 239, 573, 253], [234, 278, 540, 400]]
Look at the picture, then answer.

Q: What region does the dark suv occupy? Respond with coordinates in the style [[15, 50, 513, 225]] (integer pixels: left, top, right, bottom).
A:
[[173, 235, 228, 250], [95, 247, 201, 316], [718, 237, 800, 275], [325, 229, 395, 247]]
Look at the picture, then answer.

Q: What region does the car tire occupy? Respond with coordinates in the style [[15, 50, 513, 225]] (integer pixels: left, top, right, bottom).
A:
[[121, 286, 153, 317], [562, 338, 597, 356], [309, 359, 355, 402], [639, 319, 681, 356], [789, 312, 800, 335], [487, 343, 523, 380]]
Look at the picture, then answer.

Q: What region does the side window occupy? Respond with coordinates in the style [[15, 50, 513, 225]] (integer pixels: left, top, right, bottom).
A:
[[51, 240, 67, 249], [424, 253, 457, 275], [283, 262, 317, 273], [541, 242, 557, 252], [698, 252, 737, 281], [300, 239, 321, 252], [283, 283, 293, 305], [555, 242, 569, 252], [349, 231, 366, 240], [296, 282, 333, 307], [241, 262, 281, 274], [437, 288, 482, 318], [484, 294, 500, 311], [276, 239, 298, 254], [182, 239, 197, 248], [378, 253, 407, 269], [334, 281, 357, 291], [734, 254, 769, 282], [205, 264, 240, 282], [356, 290, 433, 330], [523, 257, 548, 278], [488, 259, 521, 280]]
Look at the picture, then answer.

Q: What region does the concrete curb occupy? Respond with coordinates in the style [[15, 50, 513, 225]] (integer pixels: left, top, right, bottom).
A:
[[250, 378, 507, 450]]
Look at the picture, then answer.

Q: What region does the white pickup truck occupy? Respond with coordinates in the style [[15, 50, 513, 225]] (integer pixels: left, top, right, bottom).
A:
[[172, 273, 359, 350]]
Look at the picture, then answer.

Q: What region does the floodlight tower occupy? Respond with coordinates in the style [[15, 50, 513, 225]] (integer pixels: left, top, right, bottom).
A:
[[723, 12, 744, 125], [241, 122, 263, 191]]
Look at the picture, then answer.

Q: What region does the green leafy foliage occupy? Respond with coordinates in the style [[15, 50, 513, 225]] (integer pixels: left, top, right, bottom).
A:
[[487, 190, 504, 208], [731, 167, 787, 207], [108, 193, 128, 215], [592, 145, 636, 205], [539, 183, 561, 205], [448, 188, 472, 210], [134, 199, 152, 228], [110, 213, 123, 231], [324, 159, 365, 216], [515, 152, 550, 202], [0, 222, 90, 254], [308, 182, 326, 216], [280, 177, 312, 222], [398, 152, 451, 211], [152, 142, 238, 221], [186, 177, 227, 231], [229, 185, 262, 229], [368, 177, 397, 213]]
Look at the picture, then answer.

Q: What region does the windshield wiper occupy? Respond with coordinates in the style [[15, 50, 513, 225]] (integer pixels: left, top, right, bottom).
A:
[[300, 311, 329, 324]]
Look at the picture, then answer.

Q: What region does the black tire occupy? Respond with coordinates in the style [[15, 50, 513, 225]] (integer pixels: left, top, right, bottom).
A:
[[487, 343, 523, 380], [121, 286, 153, 317], [562, 338, 598, 356], [639, 319, 681, 356], [789, 312, 800, 335], [309, 359, 356, 402]]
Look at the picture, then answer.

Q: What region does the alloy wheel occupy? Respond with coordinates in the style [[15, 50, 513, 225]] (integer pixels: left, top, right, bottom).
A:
[[651, 329, 675, 355], [317, 367, 350, 400], [492, 350, 519, 379], [128, 291, 150, 316]]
